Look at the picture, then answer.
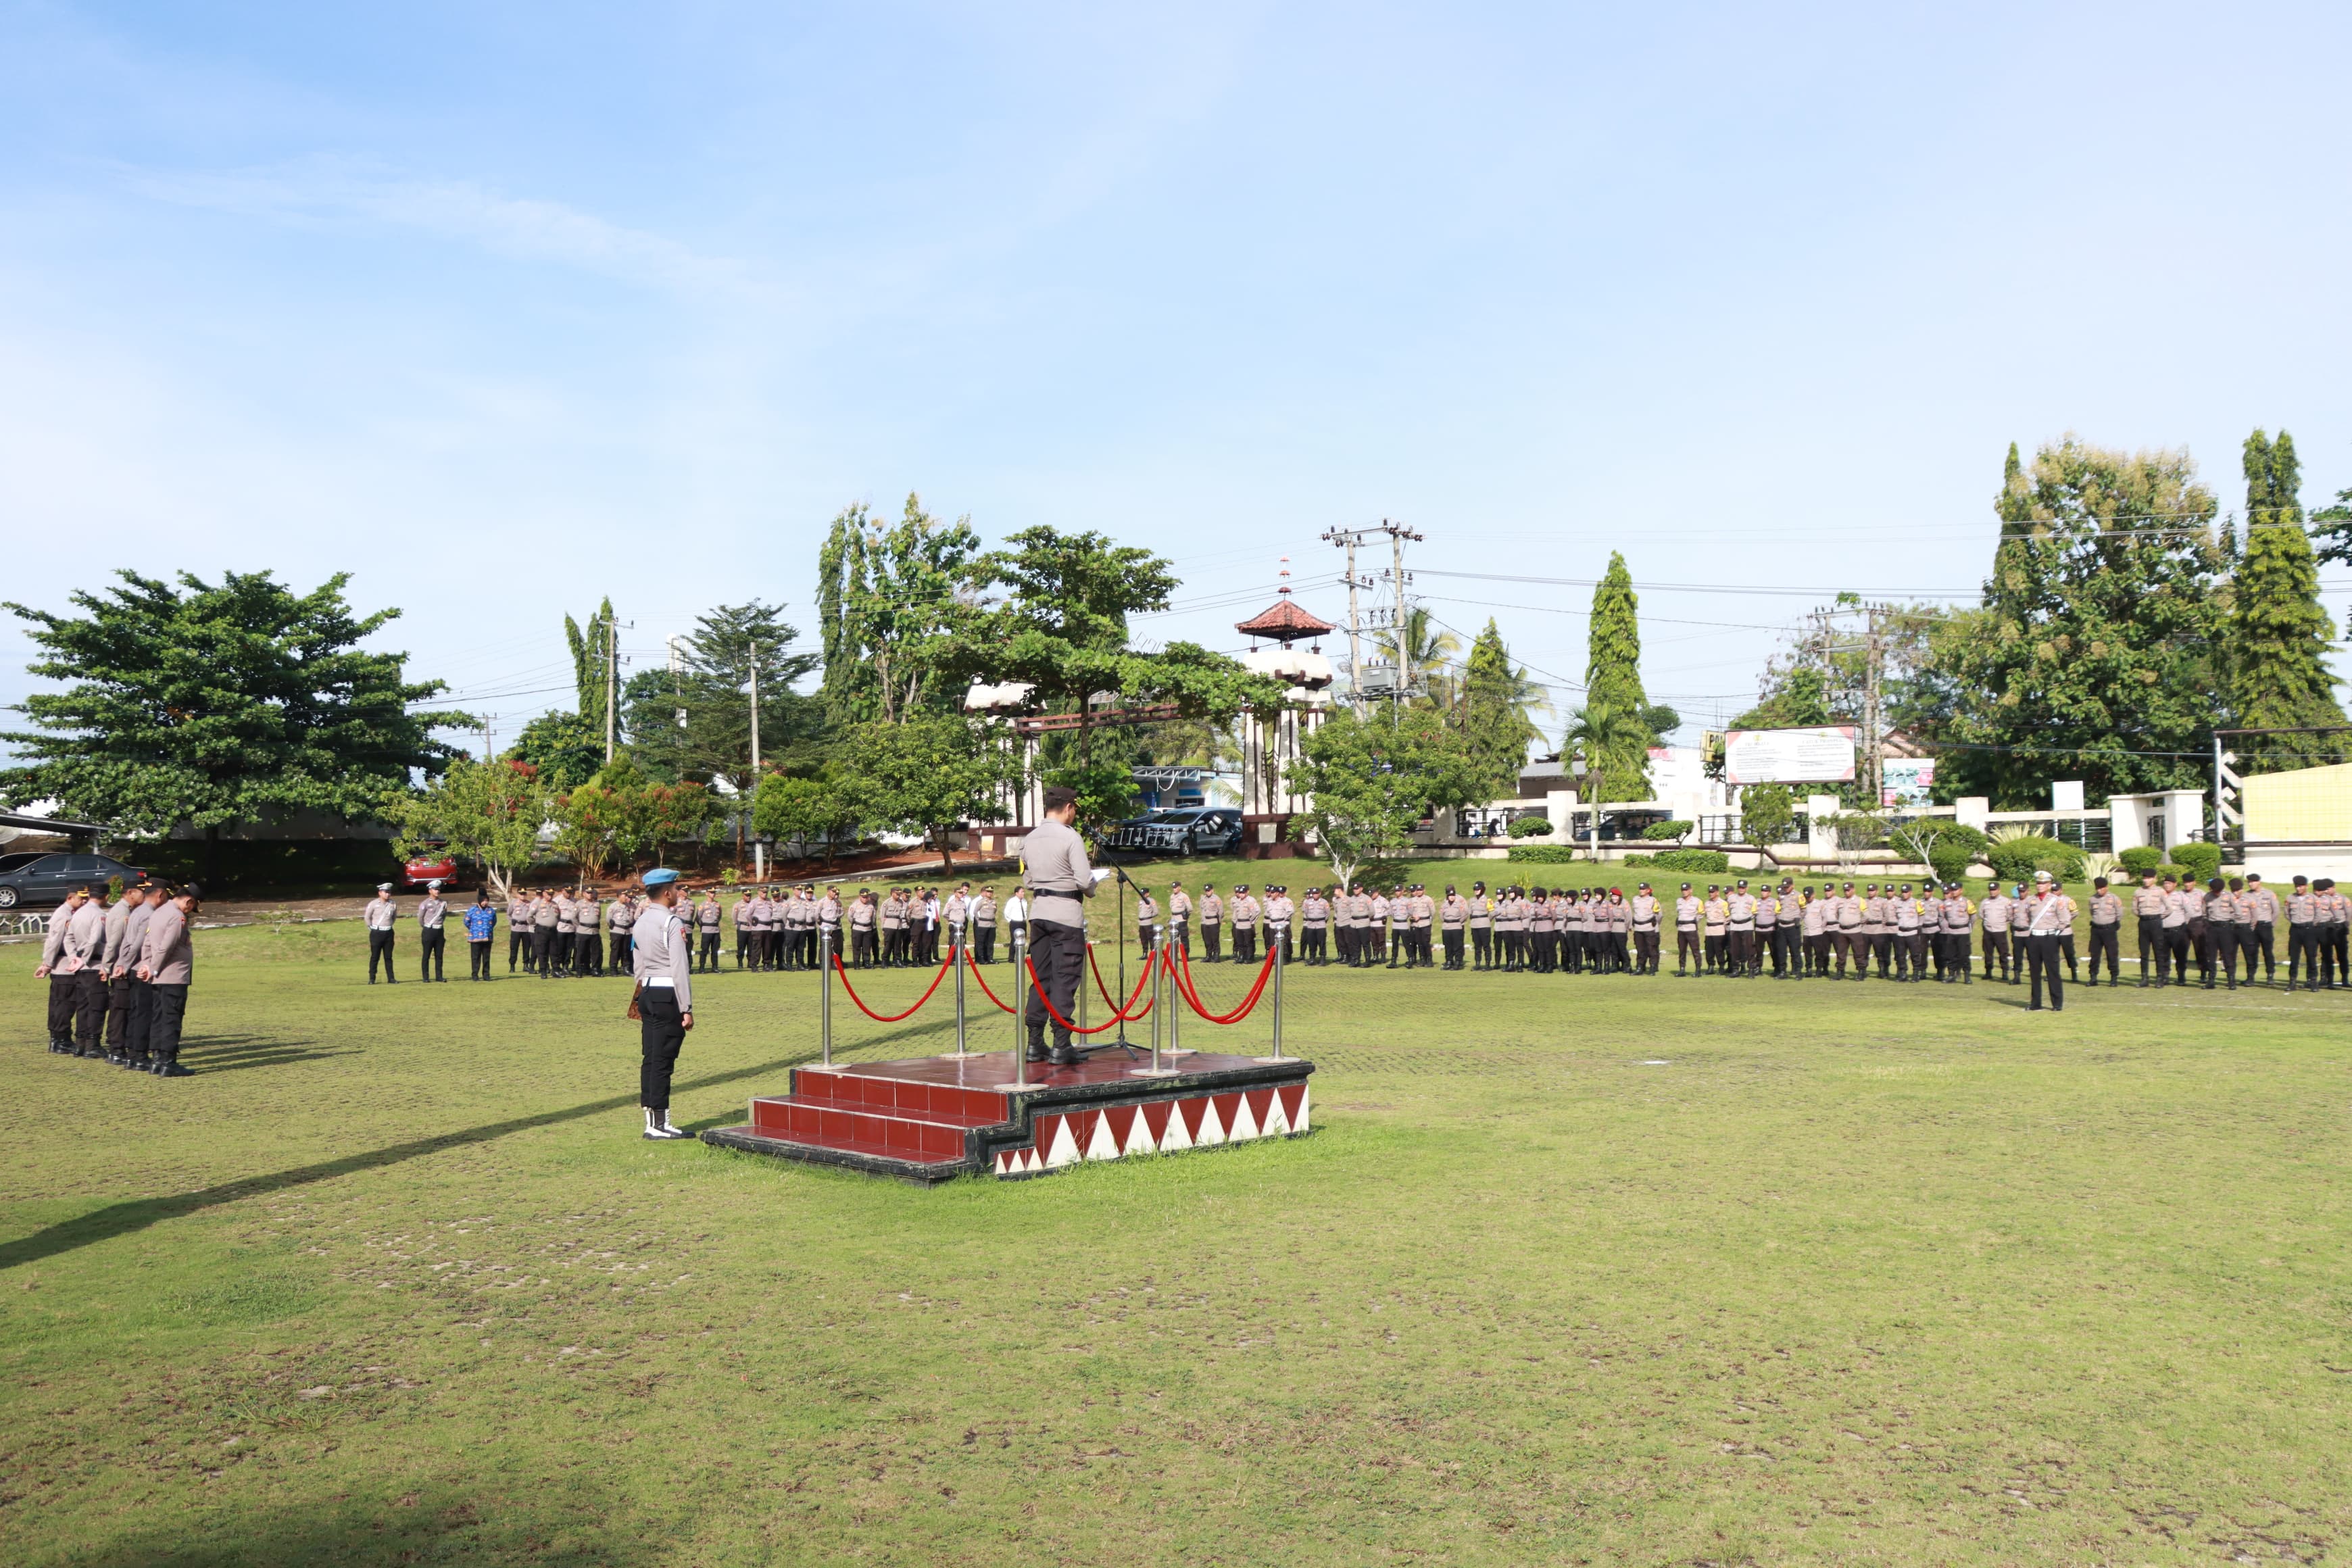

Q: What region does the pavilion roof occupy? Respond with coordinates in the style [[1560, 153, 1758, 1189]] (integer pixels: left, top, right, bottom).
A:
[[1233, 596, 1337, 644]]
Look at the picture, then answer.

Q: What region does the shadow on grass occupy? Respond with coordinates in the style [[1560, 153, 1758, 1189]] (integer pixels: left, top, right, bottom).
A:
[[0, 1020, 946, 1272], [54, 1486, 650, 1568], [177, 1033, 360, 1075]]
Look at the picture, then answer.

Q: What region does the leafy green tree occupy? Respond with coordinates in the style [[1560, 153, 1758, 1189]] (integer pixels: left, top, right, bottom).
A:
[[1936, 437, 2226, 805], [1730, 665, 1833, 731], [2307, 485, 2352, 567], [1454, 618, 1545, 793], [752, 769, 866, 865], [565, 597, 616, 721], [621, 600, 823, 795], [816, 496, 987, 725], [505, 710, 604, 792], [1285, 707, 1484, 889], [2230, 428, 2346, 772], [393, 758, 549, 900], [841, 715, 1021, 872], [550, 780, 620, 879], [1739, 781, 1796, 843], [1039, 758, 1140, 829], [1, 571, 466, 855]]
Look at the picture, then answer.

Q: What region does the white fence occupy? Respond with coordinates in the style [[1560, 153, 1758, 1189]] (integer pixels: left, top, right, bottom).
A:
[[0, 911, 53, 939]]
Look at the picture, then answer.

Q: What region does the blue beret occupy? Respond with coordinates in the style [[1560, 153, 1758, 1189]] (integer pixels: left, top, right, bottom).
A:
[[642, 868, 680, 887]]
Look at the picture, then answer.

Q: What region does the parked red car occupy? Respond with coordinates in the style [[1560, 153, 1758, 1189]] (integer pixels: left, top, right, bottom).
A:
[[402, 852, 459, 889]]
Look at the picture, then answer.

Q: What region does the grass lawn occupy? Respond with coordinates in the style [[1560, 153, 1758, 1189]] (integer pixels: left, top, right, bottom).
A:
[[5, 864, 2351, 1566]]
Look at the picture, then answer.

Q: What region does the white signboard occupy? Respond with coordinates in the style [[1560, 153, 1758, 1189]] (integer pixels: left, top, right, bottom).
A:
[[1724, 726, 1858, 785], [1882, 758, 1935, 808]]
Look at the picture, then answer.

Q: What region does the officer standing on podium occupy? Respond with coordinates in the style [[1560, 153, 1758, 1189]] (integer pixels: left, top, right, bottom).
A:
[[1019, 785, 1107, 1069]]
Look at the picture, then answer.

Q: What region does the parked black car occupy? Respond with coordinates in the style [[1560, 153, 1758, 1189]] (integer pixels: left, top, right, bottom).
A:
[[1104, 808, 1245, 856], [0, 851, 149, 908]]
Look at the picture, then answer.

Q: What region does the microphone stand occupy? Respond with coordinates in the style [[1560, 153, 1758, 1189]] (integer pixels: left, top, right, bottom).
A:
[[1085, 829, 1143, 1060]]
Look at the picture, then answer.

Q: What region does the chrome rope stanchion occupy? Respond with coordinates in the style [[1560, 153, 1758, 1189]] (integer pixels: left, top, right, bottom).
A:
[[820, 925, 835, 1068], [1267, 919, 1287, 1061], [953, 916, 969, 1056], [1132, 942, 1179, 1077], [1009, 924, 1027, 1089]]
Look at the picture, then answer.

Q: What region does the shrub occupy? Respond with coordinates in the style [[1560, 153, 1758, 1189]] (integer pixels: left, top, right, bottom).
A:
[[1988, 834, 2085, 885], [1648, 848, 1730, 874], [2117, 846, 2166, 875], [1928, 840, 1976, 885], [1642, 820, 1693, 842], [1506, 844, 1578, 864], [1506, 815, 1554, 838], [2172, 842, 2223, 883]]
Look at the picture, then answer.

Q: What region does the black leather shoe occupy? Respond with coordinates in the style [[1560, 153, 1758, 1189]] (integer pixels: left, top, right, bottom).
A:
[[157, 1061, 193, 1077], [1050, 1046, 1083, 1068]]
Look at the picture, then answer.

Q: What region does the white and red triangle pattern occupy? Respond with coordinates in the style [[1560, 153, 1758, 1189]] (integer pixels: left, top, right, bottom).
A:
[[991, 1082, 1310, 1178]]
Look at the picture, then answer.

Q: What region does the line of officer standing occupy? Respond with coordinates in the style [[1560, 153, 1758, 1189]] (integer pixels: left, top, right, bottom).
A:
[[33, 879, 201, 1073]]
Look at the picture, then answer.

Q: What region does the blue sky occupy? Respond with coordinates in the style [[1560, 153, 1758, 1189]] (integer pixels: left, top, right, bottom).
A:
[[5, 1, 2349, 753]]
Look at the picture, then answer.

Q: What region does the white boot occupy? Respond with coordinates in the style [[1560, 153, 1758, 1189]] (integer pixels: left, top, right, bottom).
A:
[[658, 1111, 687, 1138], [643, 1107, 687, 1140]]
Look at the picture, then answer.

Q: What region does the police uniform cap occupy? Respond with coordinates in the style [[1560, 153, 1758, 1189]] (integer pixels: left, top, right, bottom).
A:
[[376, 883, 394, 892], [642, 868, 681, 888]]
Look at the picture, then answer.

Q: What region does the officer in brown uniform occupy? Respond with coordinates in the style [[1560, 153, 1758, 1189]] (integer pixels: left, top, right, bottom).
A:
[[2131, 871, 2168, 986], [2285, 876, 2320, 990], [2085, 877, 2122, 985], [2242, 874, 2278, 984], [1200, 883, 1224, 962]]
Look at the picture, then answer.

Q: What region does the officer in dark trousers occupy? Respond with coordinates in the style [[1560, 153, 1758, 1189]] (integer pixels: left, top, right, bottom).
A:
[[1019, 785, 1105, 1069], [364, 883, 400, 983], [416, 881, 449, 981], [629, 867, 694, 1140], [137, 883, 201, 1077]]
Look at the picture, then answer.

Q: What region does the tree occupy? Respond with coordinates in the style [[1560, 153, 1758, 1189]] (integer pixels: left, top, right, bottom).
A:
[[1, 571, 467, 854], [505, 710, 604, 792], [1729, 665, 1833, 731], [1283, 707, 1485, 890], [1586, 552, 1667, 752], [816, 496, 989, 725], [2230, 428, 2346, 772], [393, 758, 548, 901], [752, 769, 866, 865], [1739, 781, 1796, 843], [2308, 485, 2352, 567], [550, 781, 621, 880], [1454, 618, 1546, 793], [841, 715, 1021, 872], [564, 597, 616, 722], [1377, 606, 1463, 708], [1561, 692, 1656, 836], [1935, 436, 2226, 806], [620, 600, 823, 798]]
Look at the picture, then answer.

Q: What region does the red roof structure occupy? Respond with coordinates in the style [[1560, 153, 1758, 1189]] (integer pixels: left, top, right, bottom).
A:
[[1234, 595, 1337, 646]]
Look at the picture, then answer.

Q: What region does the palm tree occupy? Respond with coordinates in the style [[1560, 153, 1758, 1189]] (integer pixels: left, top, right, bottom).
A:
[[1376, 606, 1463, 708], [1561, 695, 1655, 855]]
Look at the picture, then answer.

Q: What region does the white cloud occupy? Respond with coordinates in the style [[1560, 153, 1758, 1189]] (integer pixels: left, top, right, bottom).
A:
[[118, 157, 761, 300]]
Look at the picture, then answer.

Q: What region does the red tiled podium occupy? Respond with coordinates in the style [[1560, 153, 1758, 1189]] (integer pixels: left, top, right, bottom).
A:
[[699, 1049, 1315, 1184]]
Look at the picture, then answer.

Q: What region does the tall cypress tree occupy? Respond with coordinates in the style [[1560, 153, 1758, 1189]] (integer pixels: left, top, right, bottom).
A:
[[2231, 428, 2345, 771], [1579, 552, 1656, 796], [1457, 618, 1544, 793]]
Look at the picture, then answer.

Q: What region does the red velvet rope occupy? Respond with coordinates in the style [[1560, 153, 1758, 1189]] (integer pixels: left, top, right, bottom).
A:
[[964, 945, 1018, 1014], [1086, 944, 1156, 1021], [831, 949, 956, 1023], [1173, 941, 1278, 1024], [1023, 955, 1127, 1035]]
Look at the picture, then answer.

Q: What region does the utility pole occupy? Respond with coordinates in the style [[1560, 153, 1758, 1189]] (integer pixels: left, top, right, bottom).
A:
[[605, 615, 618, 764], [1391, 524, 1412, 703], [481, 716, 495, 764], [1323, 520, 1422, 720], [1861, 606, 1886, 808]]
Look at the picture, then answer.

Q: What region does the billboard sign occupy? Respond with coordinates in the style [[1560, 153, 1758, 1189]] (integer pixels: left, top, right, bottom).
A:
[[1723, 726, 1858, 785]]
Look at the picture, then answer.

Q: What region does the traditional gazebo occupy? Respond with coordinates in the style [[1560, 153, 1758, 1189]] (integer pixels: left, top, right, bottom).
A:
[[1233, 567, 1337, 858]]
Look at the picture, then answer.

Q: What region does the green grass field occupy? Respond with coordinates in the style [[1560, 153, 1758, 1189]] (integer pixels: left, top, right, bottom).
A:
[[6, 859, 2350, 1566]]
